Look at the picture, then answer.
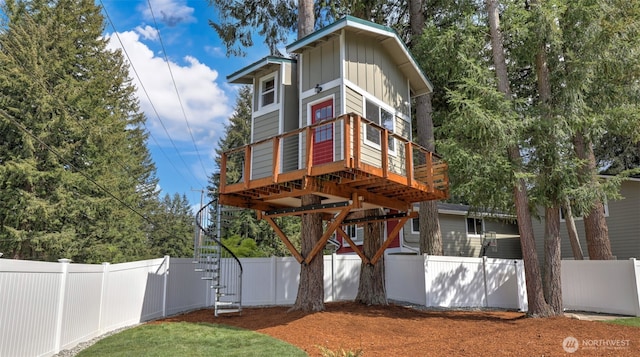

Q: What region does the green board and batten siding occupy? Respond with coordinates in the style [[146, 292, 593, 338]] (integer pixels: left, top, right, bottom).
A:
[[344, 32, 410, 116], [300, 36, 340, 92]]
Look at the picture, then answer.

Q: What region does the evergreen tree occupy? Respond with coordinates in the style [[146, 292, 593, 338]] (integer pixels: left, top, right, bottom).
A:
[[0, 0, 158, 263], [148, 194, 194, 258]]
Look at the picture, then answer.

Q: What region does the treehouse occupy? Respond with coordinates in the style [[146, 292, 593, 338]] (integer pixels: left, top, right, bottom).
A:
[[220, 16, 448, 265]]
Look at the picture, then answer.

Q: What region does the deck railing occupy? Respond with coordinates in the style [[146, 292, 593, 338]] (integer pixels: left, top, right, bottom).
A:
[[220, 113, 448, 197]]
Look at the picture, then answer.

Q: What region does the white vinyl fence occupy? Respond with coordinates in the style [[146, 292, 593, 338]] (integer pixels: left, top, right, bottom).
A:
[[2, 254, 639, 357]]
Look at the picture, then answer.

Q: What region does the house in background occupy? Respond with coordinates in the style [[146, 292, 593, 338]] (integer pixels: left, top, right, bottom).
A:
[[532, 177, 640, 260], [336, 202, 522, 259]]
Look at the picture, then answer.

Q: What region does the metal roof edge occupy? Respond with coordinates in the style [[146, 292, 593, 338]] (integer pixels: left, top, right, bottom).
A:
[[227, 56, 295, 83]]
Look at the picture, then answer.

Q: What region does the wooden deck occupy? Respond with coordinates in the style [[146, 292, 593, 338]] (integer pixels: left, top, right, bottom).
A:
[[219, 113, 448, 214]]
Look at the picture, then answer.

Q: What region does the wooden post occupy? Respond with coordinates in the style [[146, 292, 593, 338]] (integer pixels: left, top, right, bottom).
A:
[[220, 152, 228, 192], [426, 151, 434, 193], [272, 137, 281, 183], [353, 115, 361, 169], [343, 115, 352, 168], [381, 128, 388, 178], [306, 126, 313, 175], [405, 142, 413, 186], [243, 145, 251, 189]]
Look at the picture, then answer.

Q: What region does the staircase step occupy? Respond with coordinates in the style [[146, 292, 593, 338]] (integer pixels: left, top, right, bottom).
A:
[[215, 308, 242, 314], [215, 301, 240, 307], [210, 285, 226, 289]]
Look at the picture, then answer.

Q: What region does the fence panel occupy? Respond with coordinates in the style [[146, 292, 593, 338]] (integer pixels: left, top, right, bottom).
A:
[[385, 254, 425, 305], [240, 257, 278, 306], [562, 259, 640, 316], [99, 258, 167, 332], [425, 255, 486, 307], [59, 263, 105, 352], [484, 258, 520, 309], [330, 255, 360, 302], [166, 258, 208, 315], [0, 260, 63, 357]]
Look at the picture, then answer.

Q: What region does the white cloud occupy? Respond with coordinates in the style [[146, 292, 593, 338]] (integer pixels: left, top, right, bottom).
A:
[[204, 45, 225, 58], [105, 30, 230, 146], [139, 0, 195, 27], [135, 25, 159, 41]]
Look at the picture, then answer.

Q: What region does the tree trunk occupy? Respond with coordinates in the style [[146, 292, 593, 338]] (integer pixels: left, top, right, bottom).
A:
[[534, 22, 563, 316], [290, 194, 325, 312], [563, 199, 584, 260], [488, 0, 552, 317], [355, 208, 388, 305], [410, 0, 444, 255], [543, 206, 563, 314], [298, 0, 314, 38], [419, 201, 443, 255], [573, 132, 613, 260]]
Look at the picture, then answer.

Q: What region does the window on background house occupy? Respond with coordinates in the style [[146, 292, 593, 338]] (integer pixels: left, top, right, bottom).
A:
[[467, 217, 483, 236], [260, 75, 275, 108], [364, 99, 395, 152], [411, 217, 420, 234]]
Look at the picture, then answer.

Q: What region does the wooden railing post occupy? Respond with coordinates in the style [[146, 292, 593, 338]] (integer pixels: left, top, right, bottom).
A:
[[353, 115, 361, 169], [272, 137, 280, 183], [244, 146, 251, 189], [405, 142, 413, 185], [343, 115, 351, 167], [305, 126, 313, 175], [426, 151, 434, 192], [381, 128, 388, 177], [220, 152, 228, 191]]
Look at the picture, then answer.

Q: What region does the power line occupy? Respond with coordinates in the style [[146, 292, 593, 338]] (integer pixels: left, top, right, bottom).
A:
[[99, 0, 206, 189], [146, 0, 211, 180]]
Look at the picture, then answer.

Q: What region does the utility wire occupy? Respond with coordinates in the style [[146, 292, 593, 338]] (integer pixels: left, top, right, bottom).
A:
[[146, 0, 211, 180], [99, 0, 206, 188], [0, 108, 152, 224]]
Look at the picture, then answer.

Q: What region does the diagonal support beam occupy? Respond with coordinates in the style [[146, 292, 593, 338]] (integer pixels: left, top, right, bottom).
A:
[[264, 216, 304, 264], [336, 227, 370, 265], [304, 204, 354, 265], [370, 215, 412, 266]]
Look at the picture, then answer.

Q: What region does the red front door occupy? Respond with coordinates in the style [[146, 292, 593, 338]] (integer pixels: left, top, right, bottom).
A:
[[312, 99, 334, 165]]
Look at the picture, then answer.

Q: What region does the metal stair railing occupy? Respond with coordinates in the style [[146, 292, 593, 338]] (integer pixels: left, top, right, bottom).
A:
[[194, 199, 243, 316]]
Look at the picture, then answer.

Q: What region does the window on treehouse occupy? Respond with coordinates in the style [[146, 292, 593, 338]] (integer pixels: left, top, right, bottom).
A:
[[259, 75, 276, 108], [364, 99, 395, 152]]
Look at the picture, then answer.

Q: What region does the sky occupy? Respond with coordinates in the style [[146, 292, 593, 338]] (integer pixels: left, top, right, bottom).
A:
[[100, 0, 276, 212]]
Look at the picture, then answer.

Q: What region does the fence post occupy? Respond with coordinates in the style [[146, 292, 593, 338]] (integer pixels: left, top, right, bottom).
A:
[[630, 258, 640, 317], [99, 262, 110, 334], [54, 258, 71, 354], [423, 254, 430, 307], [514, 260, 527, 312], [162, 256, 170, 318], [271, 256, 277, 305], [482, 256, 489, 307]]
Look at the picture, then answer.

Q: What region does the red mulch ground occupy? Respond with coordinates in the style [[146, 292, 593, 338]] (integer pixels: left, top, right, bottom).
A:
[[156, 302, 640, 356]]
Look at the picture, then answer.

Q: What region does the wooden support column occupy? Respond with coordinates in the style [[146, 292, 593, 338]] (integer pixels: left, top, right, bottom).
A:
[[272, 137, 281, 182], [264, 216, 304, 264], [405, 142, 414, 186], [304, 205, 353, 265], [381, 128, 388, 178], [370, 216, 411, 265], [426, 151, 434, 193], [343, 115, 352, 167], [305, 126, 313, 176], [243, 145, 252, 189], [353, 115, 361, 169], [220, 153, 228, 192]]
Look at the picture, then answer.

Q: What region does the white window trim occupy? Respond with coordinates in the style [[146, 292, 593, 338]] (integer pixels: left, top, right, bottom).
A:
[[560, 201, 609, 222], [362, 96, 398, 156], [466, 217, 484, 237], [258, 73, 277, 111]]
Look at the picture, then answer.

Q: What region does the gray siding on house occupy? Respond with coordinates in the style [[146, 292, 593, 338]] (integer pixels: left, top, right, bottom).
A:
[[346, 86, 363, 114], [301, 36, 340, 92], [251, 142, 273, 179], [282, 63, 299, 172], [533, 180, 640, 260], [344, 32, 410, 115], [404, 214, 522, 259], [252, 110, 279, 142]]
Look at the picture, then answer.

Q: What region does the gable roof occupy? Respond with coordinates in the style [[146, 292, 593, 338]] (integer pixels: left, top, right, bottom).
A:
[[227, 56, 295, 84], [286, 16, 433, 96]]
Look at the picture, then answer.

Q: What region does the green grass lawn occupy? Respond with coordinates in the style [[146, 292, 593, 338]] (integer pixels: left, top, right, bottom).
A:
[[607, 317, 640, 328], [77, 322, 307, 357]]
